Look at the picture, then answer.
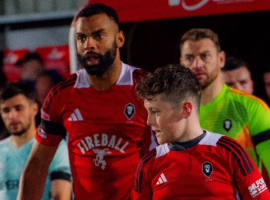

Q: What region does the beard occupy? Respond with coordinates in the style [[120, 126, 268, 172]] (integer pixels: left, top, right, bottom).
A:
[[198, 70, 219, 90], [6, 121, 31, 137], [77, 41, 117, 77]]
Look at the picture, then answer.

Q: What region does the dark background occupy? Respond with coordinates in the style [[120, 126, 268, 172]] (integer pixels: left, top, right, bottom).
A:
[[119, 10, 270, 104]]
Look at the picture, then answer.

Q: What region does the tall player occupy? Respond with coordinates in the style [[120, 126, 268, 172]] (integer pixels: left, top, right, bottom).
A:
[[17, 3, 156, 200], [133, 64, 270, 199], [179, 28, 270, 183]]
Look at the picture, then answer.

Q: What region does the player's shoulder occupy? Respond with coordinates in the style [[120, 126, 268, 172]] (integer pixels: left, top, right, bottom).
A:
[[138, 147, 157, 167], [227, 86, 269, 111], [200, 131, 248, 158], [215, 134, 248, 157], [0, 137, 10, 149], [127, 63, 149, 84], [42, 72, 77, 109]]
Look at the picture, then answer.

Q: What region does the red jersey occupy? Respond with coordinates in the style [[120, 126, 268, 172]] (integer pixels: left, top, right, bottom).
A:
[[133, 131, 270, 200], [36, 63, 156, 200]]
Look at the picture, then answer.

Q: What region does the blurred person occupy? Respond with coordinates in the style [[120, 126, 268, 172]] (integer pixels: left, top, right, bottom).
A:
[[0, 82, 72, 200], [36, 70, 63, 106], [222, 56, 254, 94], [263, 66, 270, 102], [179, 28, 270, 182], [132, 64, 270, 199], [17, 3, 156, 200], [16, 52, 45, 88], [0, 51, 9, 140]]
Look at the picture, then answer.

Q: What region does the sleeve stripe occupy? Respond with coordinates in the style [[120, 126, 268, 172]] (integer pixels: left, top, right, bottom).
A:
[[217, 137, 255, 176], [133, 149, 156, 193], [220, 137, 254, 171], [43, 74, 77, 110], [252, 129, 270, 146], [41, 119, 66, 136]]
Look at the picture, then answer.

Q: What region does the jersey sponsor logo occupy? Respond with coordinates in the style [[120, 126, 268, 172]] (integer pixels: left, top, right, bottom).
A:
[[202, 161, 213, 178], [248, 178, 267, 198], [77, 133, 129, 154], [124, 103, 135, 120], [223, 119, 232, 132], [92, 148, 112, 170], [156, 173, 168, 185], [68, 108, 83, 121]]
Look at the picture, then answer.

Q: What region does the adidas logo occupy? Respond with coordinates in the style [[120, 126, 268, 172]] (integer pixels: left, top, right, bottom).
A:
[[156, 173, 167, 185], [68, 108, 83, 121]]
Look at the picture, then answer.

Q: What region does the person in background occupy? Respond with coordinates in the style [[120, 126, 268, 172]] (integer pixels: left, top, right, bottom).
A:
[[0, 82, 72, 200], [17, 3, 156, 200], [132, 64, 270, 199], [0, 51, 8, 140], [179, 28, 270, 184], [263, 65, 270, 102], [222, 56, 254, 94], [35, 71, 63, 106], [16, 52, 45, 89]]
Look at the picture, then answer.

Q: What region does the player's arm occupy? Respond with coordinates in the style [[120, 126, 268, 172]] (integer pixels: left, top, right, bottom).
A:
[[51, 179, 72, 200], [17, 140, 58, 200], [218, 136, 270, 199], [132, 167, 152, 200], [248, 99, 270, 178], [49, 139, 72, 200], [132, 150, 156, 200]]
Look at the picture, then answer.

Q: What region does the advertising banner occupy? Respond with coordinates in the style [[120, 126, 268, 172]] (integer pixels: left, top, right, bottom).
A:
[[86, 0, 270, 22]]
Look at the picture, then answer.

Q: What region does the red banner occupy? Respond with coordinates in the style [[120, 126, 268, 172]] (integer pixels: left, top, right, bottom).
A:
[[86, 0, 270, 22], [35, 45, 70, 78], [3, 49, 29, 82]]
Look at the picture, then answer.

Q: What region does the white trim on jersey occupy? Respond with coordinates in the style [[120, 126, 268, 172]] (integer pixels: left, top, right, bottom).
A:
[[199, 131, 223, 146], [156, 143, 170, 158], [74, 62, 139, 88]]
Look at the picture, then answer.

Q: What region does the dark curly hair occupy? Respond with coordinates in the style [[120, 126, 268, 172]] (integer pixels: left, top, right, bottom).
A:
[[136, 64, 201, 112]]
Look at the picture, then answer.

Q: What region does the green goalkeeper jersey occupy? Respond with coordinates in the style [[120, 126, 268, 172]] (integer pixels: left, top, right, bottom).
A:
[[200, 84, 270, 176]]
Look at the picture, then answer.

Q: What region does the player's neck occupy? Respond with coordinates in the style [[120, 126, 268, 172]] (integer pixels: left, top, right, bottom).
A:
[[186, 116, 203, 141], [87, 59, 122, 91], [201, 76, 223, 105], [11, 126, 36, 148]]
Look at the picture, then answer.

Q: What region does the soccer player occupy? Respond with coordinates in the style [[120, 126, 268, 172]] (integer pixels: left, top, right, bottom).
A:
[[0, 82, 71, 200], [132, 64, 270, 199], [222, 56, 254, 94], [17, 3, 156, 200], [179, 28, 270, 182]]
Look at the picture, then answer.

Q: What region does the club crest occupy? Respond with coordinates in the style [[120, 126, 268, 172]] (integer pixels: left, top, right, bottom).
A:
[[124, 103, 135, 120], [223, 119, 232, 132], [202, 161, 213, 178]]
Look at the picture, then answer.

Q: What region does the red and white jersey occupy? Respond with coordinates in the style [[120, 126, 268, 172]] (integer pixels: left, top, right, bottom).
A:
[[133, 131, 270, 200], [36, 62, 156, 200]]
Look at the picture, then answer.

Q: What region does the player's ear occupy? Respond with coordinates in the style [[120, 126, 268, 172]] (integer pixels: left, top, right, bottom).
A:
[[32, 102, 39, 116], [182, 101, 192, 118], [219, 51, 226, 69], [116, 31, 125, 48], [180, 57, 183, 65]]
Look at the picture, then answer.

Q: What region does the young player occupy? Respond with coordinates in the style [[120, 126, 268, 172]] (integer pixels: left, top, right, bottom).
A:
[[132, 64, 270, 199]]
